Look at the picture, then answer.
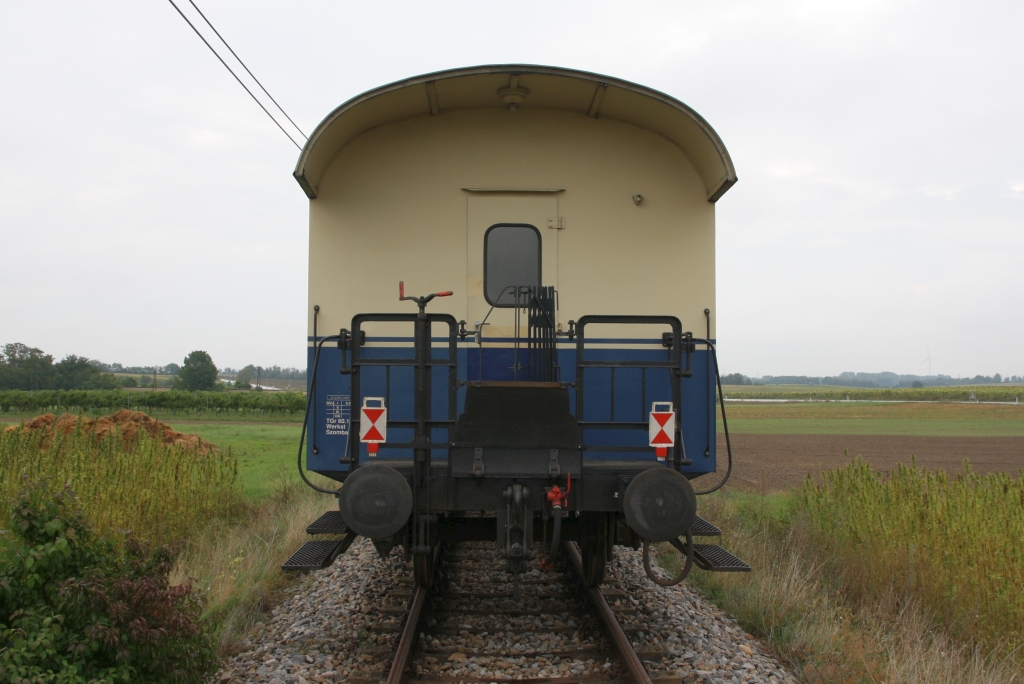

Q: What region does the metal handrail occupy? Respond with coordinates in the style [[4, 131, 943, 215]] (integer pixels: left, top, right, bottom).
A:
[[573, 315, 692, 469], [347, 313, 459, 471]]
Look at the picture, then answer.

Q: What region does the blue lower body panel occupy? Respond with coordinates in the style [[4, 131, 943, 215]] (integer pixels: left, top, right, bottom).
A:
[[306, 340, 717, 481]]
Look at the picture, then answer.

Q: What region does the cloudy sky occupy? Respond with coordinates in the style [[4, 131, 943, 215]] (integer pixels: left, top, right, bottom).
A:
[[1, 0, 1021, 377]]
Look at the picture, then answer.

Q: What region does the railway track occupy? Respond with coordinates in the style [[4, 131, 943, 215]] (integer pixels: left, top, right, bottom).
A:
[[380, 541, 670, 684], [213, 537, 791, 683]]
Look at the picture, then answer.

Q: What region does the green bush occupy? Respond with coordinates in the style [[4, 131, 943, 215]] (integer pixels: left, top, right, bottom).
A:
[[0, 479, 219, 683], [0, 390, 306, 415]]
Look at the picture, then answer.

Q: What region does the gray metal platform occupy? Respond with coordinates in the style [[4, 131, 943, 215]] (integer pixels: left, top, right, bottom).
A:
[[282, 540, 344, 571], [282, 531, 358, 572], [692, 544, 751, 572], [306, 510, 348, 535], [690, 515, 721, 537]]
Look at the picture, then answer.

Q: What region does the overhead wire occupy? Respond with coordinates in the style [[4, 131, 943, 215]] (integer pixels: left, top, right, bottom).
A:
[[166, 0, 304, 150], [184, 0, 307, 139]]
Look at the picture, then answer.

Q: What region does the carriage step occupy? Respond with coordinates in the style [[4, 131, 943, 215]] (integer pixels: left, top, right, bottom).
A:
[[282, 532, 357, 572], [692, 544, 751, 572], [306, 510, 348, 535], [691, 515, 721, 537]]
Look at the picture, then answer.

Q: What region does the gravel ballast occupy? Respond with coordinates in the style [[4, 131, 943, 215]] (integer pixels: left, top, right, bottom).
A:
[[213, 539, 795, 684]]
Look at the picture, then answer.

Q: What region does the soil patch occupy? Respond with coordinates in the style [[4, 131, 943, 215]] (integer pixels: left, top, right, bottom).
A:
[[708, 433, 1024, 492], [4, 410, 214, 452]]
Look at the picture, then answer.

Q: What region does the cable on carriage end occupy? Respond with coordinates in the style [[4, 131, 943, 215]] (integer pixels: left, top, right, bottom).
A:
[[692, 309, 734, 496], [296, 334, 345, 495]]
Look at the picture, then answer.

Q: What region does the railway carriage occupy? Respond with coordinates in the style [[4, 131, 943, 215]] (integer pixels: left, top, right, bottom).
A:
[[284, 65, 748, 591]]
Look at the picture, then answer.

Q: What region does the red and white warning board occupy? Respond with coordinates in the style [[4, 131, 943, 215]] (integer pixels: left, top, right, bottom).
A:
[[360, 398, 387, 455], [649, 402, 675, 459]]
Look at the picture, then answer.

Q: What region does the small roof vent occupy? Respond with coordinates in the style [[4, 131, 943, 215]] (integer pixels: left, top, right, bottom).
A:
[[497, 74, 530, 111]]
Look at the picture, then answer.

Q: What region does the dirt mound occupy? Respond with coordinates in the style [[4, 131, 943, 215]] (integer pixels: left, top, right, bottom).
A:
[[4, 410, 214, 452]]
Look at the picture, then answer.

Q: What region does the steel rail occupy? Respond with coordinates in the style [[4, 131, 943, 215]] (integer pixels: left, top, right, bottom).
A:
[[565, 542, 653, 684], [387, 585, 428, 684]]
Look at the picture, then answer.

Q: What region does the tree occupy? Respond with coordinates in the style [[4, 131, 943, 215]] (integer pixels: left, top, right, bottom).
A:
[[174, 351, 218, 391], [0, 343, 56, 390], [234, 366, 253, 389], [53, 355, 121, 390], [56, 355, 97, 389]]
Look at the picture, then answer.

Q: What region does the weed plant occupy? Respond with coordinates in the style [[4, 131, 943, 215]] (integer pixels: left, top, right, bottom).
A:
[[0, 422, 238, 544], [802, 458, 1024, 655], [660, 460, 1024, 682]]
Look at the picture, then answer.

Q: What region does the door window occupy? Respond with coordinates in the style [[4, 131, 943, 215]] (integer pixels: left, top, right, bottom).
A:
[[484, 223, 541, 306]]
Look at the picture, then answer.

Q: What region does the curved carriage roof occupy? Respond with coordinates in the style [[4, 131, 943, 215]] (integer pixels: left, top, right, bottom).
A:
[[294, 64, 737, 202]]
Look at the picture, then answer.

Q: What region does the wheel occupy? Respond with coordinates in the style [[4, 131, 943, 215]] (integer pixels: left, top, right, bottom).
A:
[[579, 545, 606, 587], [413, 545, 438, 588], [578, 513, 610, 588]]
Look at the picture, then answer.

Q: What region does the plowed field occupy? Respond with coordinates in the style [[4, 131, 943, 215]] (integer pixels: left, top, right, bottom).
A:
[[708, 433, 1024, 492]]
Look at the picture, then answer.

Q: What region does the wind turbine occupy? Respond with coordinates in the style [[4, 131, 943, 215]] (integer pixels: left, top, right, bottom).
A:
[[921, 348, 939, 376]]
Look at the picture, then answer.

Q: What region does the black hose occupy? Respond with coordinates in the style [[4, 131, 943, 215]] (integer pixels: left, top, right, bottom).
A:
[[691, 339, 733, 496], [297, 335, 344, 495], [546, 507, 563, 564], [642, 529, 694, 586]]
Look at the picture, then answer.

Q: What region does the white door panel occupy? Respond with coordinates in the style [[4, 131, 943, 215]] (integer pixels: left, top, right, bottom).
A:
[[467, 195, 559, 337]]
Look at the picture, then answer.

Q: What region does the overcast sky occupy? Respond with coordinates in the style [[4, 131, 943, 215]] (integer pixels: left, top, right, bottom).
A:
[[1, 0, 1021, 378]]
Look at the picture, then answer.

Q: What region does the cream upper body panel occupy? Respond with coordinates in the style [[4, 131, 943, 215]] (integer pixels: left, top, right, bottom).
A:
[[308, 107, 717, 342]]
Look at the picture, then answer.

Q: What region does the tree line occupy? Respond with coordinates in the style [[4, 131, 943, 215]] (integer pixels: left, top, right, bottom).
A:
[[720, 370, 1022, 387], [0, 344, 122, 391], [0, 389, 306, 413], [1, 344, 226, 392]]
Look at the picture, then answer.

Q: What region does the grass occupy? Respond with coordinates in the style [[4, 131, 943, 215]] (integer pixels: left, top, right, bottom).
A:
[[722, 384, 864, 393], [169, 478, 339, 649], [721, 385, 1024, 403], [659, 462, 1024, 683], [165, 421, 304, 498], [719, 401, 1024, 436], [0, 423, 239, 545]]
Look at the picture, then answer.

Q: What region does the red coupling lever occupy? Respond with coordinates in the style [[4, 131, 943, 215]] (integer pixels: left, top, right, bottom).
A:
[[541, 474, 571, 571]]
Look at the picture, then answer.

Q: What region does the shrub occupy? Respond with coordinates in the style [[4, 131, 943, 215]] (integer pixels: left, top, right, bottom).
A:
[[0, 479, 219, 683]]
